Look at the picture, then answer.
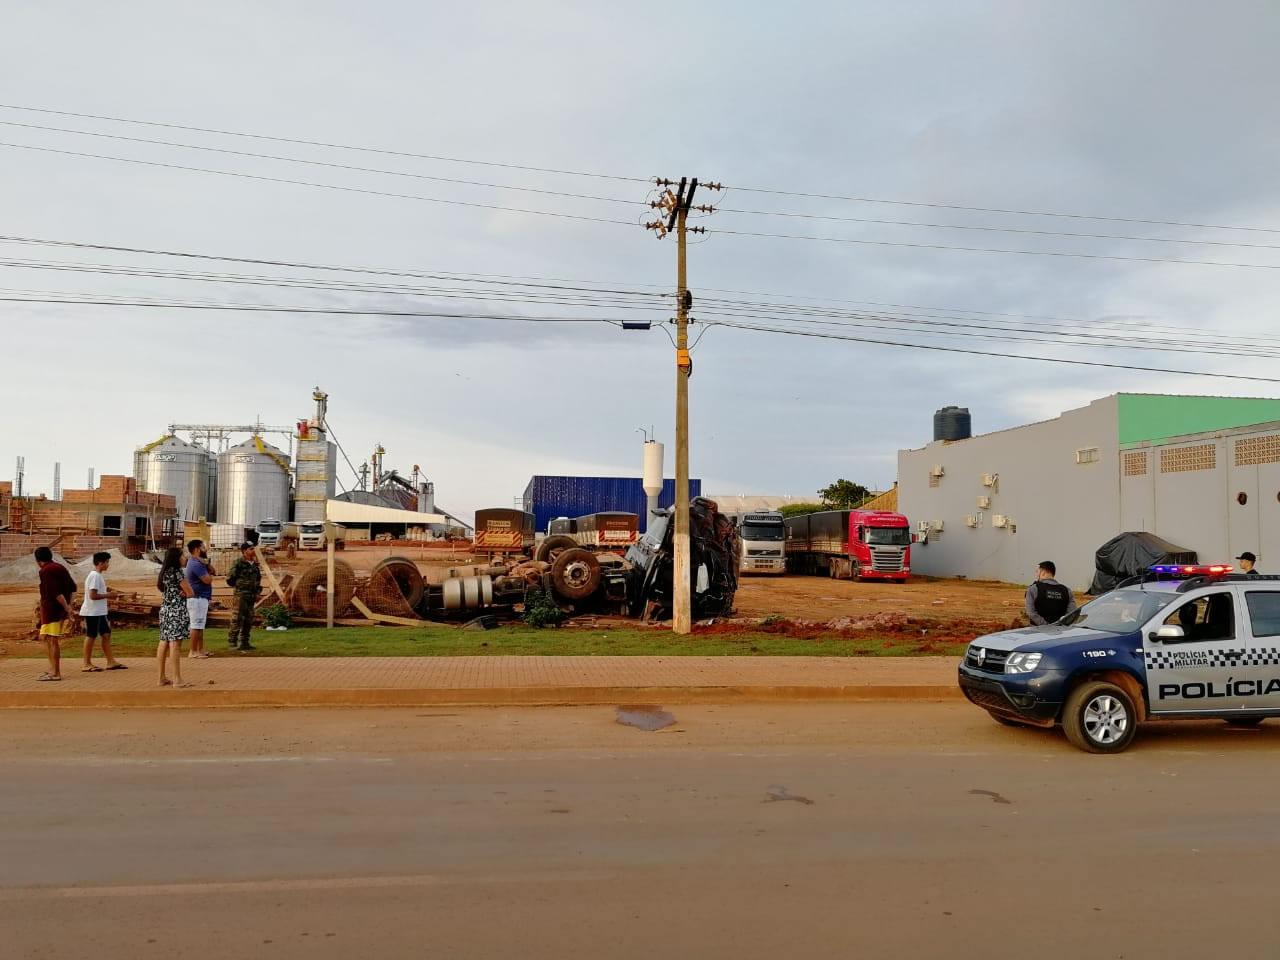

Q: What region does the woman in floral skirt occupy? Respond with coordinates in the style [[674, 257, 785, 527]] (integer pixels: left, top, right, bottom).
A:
[[156, 546, 193, 687]]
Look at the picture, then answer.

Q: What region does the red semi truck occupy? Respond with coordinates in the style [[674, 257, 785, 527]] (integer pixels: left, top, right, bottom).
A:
[[783, 509, 912, 581]]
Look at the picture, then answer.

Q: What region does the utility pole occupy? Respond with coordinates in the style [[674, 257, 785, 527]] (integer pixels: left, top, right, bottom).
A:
[[646, 176, 720, 634]]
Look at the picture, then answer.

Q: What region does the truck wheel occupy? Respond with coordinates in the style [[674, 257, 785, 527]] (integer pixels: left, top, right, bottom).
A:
[[535, 535, 579, 564], [1063, 681, 1137, 753], [550, 548, 601, 601], [1225, 717, 1264, 728]]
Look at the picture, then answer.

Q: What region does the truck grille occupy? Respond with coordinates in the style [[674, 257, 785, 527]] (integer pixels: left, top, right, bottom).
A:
[[965, 647, 1008, 674], [871, 548, 905, 572], [746, 549, 782, 556]]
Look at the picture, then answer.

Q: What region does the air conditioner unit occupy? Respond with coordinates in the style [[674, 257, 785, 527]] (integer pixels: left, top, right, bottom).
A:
[[932, 520, 944, 532], [929, 464, 945, 478], [981, 473, 997, 487], [977, 496, 991, 509], [991, 514, 1009, 528], [917, 520, 932, 533], [964, 514, 979, 528]]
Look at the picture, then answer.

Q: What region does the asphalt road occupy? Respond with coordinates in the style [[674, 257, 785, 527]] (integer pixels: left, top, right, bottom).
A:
[[3, 704, 1278, 959]]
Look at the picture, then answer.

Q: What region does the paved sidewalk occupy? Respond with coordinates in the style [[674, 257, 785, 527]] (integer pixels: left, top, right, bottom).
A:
[[0, 655, 962, 707]]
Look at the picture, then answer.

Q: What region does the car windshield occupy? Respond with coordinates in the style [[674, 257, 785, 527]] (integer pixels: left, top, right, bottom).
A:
[[864, 527, 910, 546], [740, 523, 785, 541], [1059, 589, 1175, 633]]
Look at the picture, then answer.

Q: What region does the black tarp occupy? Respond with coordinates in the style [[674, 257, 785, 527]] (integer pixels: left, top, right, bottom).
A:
[[1088, 531, 1198, 594]]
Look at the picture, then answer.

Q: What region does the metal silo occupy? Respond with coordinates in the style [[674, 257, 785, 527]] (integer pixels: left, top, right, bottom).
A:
[[133, 434, 214, 521], [216, 437, 291, 529]]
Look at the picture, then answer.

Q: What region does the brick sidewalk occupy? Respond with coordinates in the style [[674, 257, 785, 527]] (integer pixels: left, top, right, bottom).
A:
[[0, 655, 962, 707]]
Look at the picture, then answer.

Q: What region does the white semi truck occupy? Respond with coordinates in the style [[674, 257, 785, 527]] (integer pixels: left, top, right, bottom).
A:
[[255, 518, 298, 548], [298, 521, 346, 550], [736, 510, 787, 575]]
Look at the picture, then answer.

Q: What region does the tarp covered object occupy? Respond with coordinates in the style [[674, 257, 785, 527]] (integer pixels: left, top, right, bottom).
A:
[[1089, 531, 1197, 594]]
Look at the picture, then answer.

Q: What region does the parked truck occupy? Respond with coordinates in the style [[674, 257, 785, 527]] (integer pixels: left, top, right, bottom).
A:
[[734, 510, 786, 575], [572, 511, 639, 552], [784, 509, 911, 581], [298, 521, 346, 550], [474, 508, 536, 557], [254, 518, 298, 549]]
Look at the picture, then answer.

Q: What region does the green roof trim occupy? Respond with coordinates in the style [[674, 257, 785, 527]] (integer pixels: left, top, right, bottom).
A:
[[1118, 394, 1280, 444]]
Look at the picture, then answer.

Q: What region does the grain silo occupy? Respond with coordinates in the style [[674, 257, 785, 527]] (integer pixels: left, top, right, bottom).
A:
[[133, 434, 215, 521], [216, 437, 291, 529]]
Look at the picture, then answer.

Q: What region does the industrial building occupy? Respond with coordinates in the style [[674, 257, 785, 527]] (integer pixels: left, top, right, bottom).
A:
[[523, 475, 702, 533], [899, 394, 1280, 590]]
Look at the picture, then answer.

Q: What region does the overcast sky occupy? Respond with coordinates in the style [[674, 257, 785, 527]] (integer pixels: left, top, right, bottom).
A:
[[2, 1, 1278, 521]]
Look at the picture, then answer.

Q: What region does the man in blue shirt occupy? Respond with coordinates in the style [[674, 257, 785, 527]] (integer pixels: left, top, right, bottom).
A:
[[184, 540, 216, 659]]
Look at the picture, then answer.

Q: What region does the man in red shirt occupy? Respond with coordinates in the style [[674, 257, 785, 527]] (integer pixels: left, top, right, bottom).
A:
[[35, 546, 76, 681]]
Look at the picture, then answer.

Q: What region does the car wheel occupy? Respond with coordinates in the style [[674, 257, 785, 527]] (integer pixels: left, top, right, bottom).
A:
[[535, 535, 579, 564], [1225, 717, 1264, 728], [1063, 680, 1138, 753], [550, 548, 601, 601]]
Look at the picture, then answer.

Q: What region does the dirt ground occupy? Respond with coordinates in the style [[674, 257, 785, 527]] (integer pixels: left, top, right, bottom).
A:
[[0, 543, 1029, 642]]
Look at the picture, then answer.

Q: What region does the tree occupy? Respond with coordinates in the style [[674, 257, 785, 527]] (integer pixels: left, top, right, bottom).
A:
[[819, 478, 871, 510], [778, 502, 825, 518]]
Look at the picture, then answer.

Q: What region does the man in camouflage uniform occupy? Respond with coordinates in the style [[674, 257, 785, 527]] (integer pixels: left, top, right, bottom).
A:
[[226, 543, 263, 651]]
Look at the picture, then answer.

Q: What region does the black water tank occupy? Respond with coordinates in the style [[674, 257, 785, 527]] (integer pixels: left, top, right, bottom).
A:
[[933, 406, 972, 441]]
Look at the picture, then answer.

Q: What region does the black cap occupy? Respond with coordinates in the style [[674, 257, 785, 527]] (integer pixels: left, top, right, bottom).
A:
[[1236, 552, 1257, 563], [239, 542, 256, 552]]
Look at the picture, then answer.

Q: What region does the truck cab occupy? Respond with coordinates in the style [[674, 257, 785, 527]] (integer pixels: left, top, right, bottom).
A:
[[737, 511, 786, 574], [254, 518, 296, 548], [959, 565, 1280, 752], [298, 521, 345, 550]]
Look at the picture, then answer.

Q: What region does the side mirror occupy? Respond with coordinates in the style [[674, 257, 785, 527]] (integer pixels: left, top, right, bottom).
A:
[[1151, 624, 1185, 641]]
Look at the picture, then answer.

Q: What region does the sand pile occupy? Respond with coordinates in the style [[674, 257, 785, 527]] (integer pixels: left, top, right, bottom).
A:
[[0, 552, 72, 585], [71, 549, 160, 581]]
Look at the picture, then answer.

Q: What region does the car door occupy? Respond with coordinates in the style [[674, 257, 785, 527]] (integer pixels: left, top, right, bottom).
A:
[[1144, 589, 1248, 714], [1241, 588, 1280, 710]]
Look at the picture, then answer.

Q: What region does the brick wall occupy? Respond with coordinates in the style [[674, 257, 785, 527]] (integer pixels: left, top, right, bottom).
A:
[[0, 533, 61, 564]]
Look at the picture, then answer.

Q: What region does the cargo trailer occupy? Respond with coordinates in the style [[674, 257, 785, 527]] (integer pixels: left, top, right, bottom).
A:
[[474, 508, 536, 555], [784, 509, 911, 581], [573, 512, 639, 551]]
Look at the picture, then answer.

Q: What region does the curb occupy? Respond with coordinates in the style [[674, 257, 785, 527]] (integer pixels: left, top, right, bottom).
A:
[[0, 684, 964, 709]]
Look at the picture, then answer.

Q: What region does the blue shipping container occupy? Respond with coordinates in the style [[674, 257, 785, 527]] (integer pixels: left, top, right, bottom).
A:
[[523, 475, 703, 533]]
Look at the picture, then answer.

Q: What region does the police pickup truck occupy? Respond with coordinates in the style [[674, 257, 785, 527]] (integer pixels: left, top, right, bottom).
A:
[[958, 565, 1280, 753]]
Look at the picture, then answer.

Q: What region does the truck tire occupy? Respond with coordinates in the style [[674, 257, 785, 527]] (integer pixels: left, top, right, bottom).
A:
[[1062, 680, 1137, 754], [550, 548, 601, 601], [535, 535, 579, 564]]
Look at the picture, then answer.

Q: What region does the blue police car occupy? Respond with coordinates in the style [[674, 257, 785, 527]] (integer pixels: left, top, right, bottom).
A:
[[958, 564, 1280, 752]]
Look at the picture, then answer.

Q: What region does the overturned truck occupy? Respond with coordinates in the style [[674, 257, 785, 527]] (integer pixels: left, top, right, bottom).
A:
[[323, 497, 739, 624]]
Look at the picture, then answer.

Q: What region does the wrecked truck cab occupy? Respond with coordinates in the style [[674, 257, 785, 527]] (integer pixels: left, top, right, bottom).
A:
[[625, 498, 739, 621]]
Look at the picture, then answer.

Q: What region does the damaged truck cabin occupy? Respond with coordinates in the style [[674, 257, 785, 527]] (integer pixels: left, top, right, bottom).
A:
[[784, 508, 912, 581], [624, 497, 739, 621]]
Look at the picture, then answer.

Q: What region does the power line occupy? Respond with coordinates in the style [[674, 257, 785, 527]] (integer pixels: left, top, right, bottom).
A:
[[0, 103, 651, 183], [727, 185, 1280, 236], [711, 227, 1280, 271], [0, 119, 645, 207], [715, 206, 1280, 251], [707, 319, 1280, 384], [0, 142, 638, 227]]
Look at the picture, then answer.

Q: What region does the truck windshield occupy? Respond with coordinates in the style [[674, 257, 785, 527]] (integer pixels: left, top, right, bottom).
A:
[[1059, 589, 1174, 633], [258, 522, 281, 532], [740, 524, 785, 541], [864, 527, 910, 546], [300, 524, 324, 534]]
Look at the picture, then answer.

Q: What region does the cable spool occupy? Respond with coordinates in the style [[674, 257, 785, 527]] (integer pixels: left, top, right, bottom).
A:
[[367, 556, 425, 614], [289, 558, 355, 618]]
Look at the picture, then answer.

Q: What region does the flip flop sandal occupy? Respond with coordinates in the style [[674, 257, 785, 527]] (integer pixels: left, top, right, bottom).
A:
[[174, 682, 194, 688], [37, 674, 62, 681], [159, 679, 173, 686], [105, 664, 128, 670], [82, 666, 103, 672]]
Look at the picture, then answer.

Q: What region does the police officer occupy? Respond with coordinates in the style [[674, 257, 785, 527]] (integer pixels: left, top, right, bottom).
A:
[[226, 543, 263, 651], [1236, 551, 1260, 576], [1025, 560, 1079, 626]]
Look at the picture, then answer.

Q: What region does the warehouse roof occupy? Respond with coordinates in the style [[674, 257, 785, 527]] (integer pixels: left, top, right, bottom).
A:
[[324, 499, 444, 526]]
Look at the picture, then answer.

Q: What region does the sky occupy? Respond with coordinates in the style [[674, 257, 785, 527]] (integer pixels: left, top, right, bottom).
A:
[[2, 1, 1279, 522]]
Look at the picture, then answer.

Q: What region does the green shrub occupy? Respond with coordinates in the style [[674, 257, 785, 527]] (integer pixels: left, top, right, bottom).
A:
[[261, 603, 293, 629], [522, 588, 566, 629]]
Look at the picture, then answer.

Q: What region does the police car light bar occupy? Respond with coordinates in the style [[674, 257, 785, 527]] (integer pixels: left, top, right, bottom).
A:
[[1149, 564, 1233, 575]]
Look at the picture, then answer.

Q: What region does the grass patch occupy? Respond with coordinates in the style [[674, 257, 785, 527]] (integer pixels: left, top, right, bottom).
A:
[[24, 622, 975, 658]]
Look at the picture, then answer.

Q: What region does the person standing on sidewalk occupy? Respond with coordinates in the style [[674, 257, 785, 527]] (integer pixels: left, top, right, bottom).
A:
[[156, 546, 193, 687], [185, 540, 215, 659], [34, 546, 75, 682], [80, 551, 125, 672], [226, 543, 262, 652], [1025, 560, 1078, 626]]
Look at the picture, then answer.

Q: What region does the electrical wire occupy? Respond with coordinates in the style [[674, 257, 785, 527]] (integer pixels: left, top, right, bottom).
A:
[[0, 142, 638, 227], [705, 319, 1280, 384], [710, 227, 1280, 271], [0, 103, 651, 183], [0, 120, 646, 207]]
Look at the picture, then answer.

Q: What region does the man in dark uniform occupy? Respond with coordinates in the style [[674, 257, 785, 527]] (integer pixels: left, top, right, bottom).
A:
[[1236, 552, 1260, 576], [1025, 560, 1078, 626], [226, 543, 263, 651]]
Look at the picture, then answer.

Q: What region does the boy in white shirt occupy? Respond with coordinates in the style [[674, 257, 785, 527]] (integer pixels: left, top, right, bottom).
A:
[[81, 551, 125, 672]]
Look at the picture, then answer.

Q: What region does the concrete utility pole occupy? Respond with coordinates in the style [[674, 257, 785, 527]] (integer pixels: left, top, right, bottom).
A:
[[646, 176, 720, 634]]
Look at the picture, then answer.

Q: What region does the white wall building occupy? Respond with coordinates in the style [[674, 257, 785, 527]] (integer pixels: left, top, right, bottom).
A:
[[899, 394, 1280, 590]]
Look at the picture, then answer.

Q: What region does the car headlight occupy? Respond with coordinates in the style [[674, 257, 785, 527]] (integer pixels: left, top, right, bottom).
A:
[[1005, 652, 1043, 674]]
